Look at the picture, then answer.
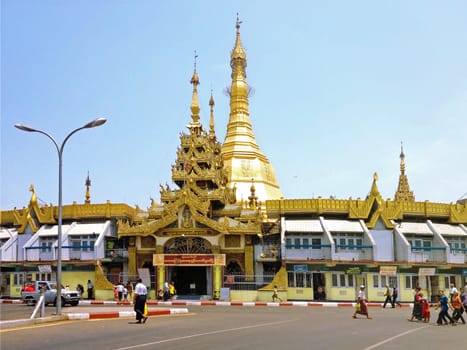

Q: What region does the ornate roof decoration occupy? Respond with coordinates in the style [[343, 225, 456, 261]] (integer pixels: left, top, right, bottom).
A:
[[0, 185, 137, 233], [265, 173, 467, 227], [117, 61, 262, 238], [394, 142, 415, 202]]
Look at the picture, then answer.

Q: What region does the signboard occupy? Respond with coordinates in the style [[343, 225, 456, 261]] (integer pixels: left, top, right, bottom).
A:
[[137, 268, 151, 287], [153, 254, 226, 266], [38, 265, 52, 273], [346, 267, 361, 274], [379, 266, 397, 276], [220, 287, 230, 301], [294, 265, 308, 273], [418, 268, 436, 276], [461, 269, 467, 277]]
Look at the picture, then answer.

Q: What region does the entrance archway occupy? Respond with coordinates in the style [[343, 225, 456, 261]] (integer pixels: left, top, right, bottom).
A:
[[163, 237, 213, 297]]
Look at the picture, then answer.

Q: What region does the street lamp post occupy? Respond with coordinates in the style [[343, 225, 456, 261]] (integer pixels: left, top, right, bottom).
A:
[[15, 118, 106, 315]]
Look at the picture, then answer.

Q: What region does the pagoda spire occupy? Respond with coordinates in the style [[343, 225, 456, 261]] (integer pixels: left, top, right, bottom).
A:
[[394, 142, 415, 201], [209, 90, 216, 141], [190, 50, 201, 125], [85, 171, 91, 204], [221, 15, 282, 203]]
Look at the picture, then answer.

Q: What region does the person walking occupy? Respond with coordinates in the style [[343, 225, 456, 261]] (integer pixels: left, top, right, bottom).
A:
[[169, 281, 176, 300], [449, 283, 458, 303], [126, 281, 133, 302], [134, 278, 148, 324], [383, 284, 393, 308], [353, 285, 372, 319], [435, 290, 454, 326], [408, 287, 423, 321], [421, 297, 431, 323], [272, 285, 282, 302], [451, 291, 465, 324], [392, 286, 401, 307], [116, 281, 124, 302], [87, 280, 94, 300]]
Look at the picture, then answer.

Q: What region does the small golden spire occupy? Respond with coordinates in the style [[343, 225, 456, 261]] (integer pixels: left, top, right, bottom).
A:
[[85, 171, 91, 204], [399, 141, 406, 175], [209, 90, 216, 140], [190, 50, 200, 123], [394, 142, 415, 201], [29, 184, 37, 205], [370, 172, 380, 197], [248, 178, 258, 209]]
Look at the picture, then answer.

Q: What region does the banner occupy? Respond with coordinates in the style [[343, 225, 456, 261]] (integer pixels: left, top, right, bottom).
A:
[[379, 266, 397, 276], [153, 254, 226, 266], [418, 268, 436, 276]]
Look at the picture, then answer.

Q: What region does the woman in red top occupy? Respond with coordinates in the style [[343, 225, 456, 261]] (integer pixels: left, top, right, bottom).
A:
[[451, 291, 466, 324]]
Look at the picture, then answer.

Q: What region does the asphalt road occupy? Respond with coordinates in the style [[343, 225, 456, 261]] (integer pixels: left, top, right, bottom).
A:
[[1, 305, 465, 350]]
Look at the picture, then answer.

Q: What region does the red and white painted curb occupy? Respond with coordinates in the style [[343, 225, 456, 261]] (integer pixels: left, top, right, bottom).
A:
[[1, 299, 411, 308], [76, 300, 411, 308], [66, 307, 188, 320]]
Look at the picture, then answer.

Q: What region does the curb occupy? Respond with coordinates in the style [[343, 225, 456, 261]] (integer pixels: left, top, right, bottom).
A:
[[0, 308, 188, 329], [1, 299, 412, 308], [77, 300, 411, 308], [66, 307, 189, 320]]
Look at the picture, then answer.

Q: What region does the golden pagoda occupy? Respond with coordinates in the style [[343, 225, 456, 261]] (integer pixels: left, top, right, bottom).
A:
[[222, 17, 283, 203]]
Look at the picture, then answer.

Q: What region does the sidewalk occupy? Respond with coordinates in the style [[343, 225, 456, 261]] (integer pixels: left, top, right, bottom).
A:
[[0, 300, 188, 330]]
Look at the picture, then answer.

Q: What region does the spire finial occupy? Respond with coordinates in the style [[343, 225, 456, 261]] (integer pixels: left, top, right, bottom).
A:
[[209, 89, 216, 140], [236, 13, 242, 32], [189, 51, 200, 123]]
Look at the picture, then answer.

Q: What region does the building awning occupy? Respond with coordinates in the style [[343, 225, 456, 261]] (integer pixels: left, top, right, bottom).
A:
[[285, 220, 322, 233], [324, 219, 363, 232], [431, 223, 467, 237], [398, 222, 432, 235]]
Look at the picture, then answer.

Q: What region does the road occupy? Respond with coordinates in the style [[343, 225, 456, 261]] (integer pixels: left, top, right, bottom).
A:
[[1, 304, 465, 350]]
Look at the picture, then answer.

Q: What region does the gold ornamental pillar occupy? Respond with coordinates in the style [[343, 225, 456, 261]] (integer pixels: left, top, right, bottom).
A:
[[213, 265, 221, 299], [157, 266, 165, 292], [245, 236, 254, 281], [127, 238, 137, 277]]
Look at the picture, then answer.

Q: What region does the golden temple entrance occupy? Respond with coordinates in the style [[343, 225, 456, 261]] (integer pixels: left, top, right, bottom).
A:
[[154, 237, 225, 299], [169, 266, 209, 295]]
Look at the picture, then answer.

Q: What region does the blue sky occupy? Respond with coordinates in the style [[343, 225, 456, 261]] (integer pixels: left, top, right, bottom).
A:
[[2, 0, 466, 210]]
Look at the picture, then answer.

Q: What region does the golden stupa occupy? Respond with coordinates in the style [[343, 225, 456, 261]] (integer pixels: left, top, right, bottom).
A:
[[221, 18, 283, 203]]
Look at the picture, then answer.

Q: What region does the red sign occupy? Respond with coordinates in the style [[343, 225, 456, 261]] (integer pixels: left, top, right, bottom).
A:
[[153, 254, 225, 266]]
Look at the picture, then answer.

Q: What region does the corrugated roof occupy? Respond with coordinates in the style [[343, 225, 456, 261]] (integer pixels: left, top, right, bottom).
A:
[[431, 223, 467, 236], [324, 219, 363, 232], [67, 223, 107, 235], [285, 220, 322, 232], [398, 222, 432, 235]]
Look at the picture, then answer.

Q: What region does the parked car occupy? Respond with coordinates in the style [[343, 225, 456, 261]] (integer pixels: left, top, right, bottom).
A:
[[21, 281, 80, 306]]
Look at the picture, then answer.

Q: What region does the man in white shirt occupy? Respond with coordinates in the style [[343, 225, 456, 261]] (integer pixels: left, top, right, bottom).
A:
[[134, 278, 148, 324]]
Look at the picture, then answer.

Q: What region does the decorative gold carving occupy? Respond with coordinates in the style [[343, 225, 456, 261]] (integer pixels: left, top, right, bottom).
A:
[[141, 236, 156, 248], [225, 235, 241, 248]]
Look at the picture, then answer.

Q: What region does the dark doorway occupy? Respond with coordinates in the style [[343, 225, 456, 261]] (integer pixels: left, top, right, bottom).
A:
[[313, 273, 326, 300], [171, 266, 207, 295]]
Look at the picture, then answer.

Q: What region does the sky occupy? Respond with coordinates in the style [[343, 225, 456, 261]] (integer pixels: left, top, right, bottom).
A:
[[1, 0, 467, 211]]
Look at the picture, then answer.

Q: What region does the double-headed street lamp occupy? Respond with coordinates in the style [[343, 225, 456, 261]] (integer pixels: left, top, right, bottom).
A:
[[15, 118, 107, 315]]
